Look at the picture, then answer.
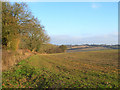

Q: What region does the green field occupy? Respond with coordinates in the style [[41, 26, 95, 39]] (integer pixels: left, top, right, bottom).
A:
[[2, 50, 119, 88]]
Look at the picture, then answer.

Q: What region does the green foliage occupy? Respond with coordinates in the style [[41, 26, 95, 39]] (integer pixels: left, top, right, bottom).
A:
[[2, 2, 20, 50], [2, 2, 50, 51]]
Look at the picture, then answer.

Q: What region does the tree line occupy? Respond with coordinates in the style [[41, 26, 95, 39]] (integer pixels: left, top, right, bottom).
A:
[[2, 2, 67, 53]]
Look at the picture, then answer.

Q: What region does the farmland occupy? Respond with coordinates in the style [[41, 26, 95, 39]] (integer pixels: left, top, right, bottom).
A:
[[2, 49, 119, 88], [66, 45, 119, 52], [67, 46, 111, 52]]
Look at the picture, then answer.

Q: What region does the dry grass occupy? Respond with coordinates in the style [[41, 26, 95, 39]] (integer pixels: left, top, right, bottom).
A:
[[2, 49, 33, 71]]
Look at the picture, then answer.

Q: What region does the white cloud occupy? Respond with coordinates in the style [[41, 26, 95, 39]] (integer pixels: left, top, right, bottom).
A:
[[50, 32, 118, 45], [91, 3, 100, 9]]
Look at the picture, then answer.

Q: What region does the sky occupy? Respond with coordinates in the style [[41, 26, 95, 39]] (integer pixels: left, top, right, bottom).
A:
[[26, 2, 118, 45]]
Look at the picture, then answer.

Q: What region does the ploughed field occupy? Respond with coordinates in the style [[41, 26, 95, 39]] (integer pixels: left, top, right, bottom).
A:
[[2, 50, 119, 88], [66, 46, 112, 52]]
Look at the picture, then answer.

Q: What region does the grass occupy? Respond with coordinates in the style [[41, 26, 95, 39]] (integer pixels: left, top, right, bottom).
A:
[[2, 49, 119, 88]]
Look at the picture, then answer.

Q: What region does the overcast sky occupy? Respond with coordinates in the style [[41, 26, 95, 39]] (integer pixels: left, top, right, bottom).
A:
[[27, 2, 118, 45]]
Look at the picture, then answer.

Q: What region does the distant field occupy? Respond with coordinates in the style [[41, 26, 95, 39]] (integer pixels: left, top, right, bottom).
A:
[[2, 50, 119, 88], [67, 47, 113, 52]]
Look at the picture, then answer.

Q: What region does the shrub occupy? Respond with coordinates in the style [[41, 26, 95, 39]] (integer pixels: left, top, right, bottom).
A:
[[38, 44, 67, 54], [59, 45, 67, 52], [38, 44, 57, 54]]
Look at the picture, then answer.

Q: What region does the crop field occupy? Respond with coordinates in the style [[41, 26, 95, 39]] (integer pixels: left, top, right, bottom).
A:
[[67, 46, 112, 52], [2, 50, 119, 88]]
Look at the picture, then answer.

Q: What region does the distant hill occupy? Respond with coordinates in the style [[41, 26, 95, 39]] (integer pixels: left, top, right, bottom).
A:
[[66, 44, 119, 52]]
